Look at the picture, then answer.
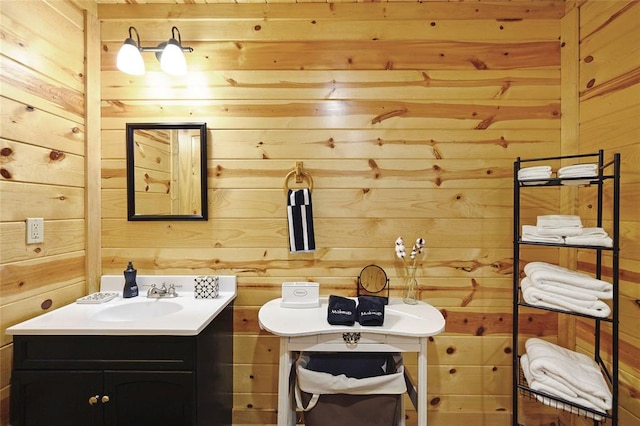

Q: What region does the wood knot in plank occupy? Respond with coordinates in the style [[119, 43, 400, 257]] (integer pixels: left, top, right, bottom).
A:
[[433, 146, 442, 159], [327, 137, 335, 148], [371, 108, 408, 124], [496, 81, 511, 98], [470, 58, 488, 70], [476, 116, 496, 129], [368, 159, 381, 179], [49, 150, 65, 161], [492, 258, 514, 275]]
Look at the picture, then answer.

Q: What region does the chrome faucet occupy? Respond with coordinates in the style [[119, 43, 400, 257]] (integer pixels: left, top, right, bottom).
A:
[[147, 283, 178, 298]]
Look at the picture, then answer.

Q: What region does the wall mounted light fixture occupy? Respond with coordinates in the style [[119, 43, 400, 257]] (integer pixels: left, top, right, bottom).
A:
[[116, 26, 194, 76]]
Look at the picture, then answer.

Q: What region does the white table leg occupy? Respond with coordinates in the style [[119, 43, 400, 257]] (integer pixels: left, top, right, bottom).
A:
[[399, 389, 406, 426], [418, 337, 428, 426], [277, 338, 296, 426]]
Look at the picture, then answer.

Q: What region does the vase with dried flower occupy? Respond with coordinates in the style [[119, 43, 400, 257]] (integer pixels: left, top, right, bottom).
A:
[[395, 237, 425, 305]]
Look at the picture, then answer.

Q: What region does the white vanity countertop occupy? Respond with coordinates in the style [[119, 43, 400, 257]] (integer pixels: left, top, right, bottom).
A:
[[259, 297, 445, 337], [6, 275, 236, 336]]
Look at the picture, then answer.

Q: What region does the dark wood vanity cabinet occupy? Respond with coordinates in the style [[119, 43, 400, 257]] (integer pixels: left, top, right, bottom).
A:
[[10, 303, 233, 426], [11, 370, 193, 425]]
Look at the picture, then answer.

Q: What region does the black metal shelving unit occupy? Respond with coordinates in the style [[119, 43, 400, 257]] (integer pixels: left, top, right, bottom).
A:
[[512, 150, 620, 426]]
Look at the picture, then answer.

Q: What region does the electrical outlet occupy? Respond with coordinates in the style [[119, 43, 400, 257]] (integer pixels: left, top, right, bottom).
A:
[[26, 218, 44, 244]]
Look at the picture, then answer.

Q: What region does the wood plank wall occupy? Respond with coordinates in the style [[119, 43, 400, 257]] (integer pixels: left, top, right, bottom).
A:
[[573, 1, 640, 426], [2, 1, 637, 425], [0, 1, 88, 423], [99, 2, 565, 425]]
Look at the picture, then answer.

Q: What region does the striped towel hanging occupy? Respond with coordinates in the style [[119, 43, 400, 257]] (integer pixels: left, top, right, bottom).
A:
[[287, 188, 316, 253]]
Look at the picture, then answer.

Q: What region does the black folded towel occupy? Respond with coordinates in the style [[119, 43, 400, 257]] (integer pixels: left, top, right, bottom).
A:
[[357, 296, 385, 326], [327, 295, 356, 326]]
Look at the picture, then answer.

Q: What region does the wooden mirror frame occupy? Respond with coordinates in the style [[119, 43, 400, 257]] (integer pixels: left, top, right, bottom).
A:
[[126, 122, 208, 221]]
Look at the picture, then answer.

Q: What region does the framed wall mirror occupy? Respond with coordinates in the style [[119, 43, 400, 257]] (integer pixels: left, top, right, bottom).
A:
[[126, 122, 208, 221]]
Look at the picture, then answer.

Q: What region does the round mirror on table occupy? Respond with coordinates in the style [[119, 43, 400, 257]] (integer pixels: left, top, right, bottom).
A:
[[357, 264, 389, 303]]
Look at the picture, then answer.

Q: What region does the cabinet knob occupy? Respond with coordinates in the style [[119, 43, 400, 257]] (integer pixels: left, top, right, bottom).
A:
[[88, 395, 99, 405], [101, 395, 110, 404]]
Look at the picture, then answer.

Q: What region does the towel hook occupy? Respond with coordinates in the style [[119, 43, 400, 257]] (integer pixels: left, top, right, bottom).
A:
[[284, 161, 313, 193]]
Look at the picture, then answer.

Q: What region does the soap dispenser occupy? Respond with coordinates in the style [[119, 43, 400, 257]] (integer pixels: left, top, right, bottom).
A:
[[123, 260, 139, 298]]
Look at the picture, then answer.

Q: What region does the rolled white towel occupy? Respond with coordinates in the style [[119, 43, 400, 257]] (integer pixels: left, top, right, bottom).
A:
[[521, 277, 611, 317], [522, 225, 564, 243], [536, 215, 583, 229], [524, 338, 612, 412]]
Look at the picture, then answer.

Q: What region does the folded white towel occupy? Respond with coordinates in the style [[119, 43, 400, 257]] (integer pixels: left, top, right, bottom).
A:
[[558, 163, 598, 178], [519, 172, 552, 179], [580, 227, 609, 237], [565, 234, 613, 248], [559, 170, 597, 178], [523, 338, 612, 412], [524, 262, 613, 299], [522, 275, 597, 302], [521, 277, 611, 317], [520, 354, 606, 420], [534, 226, 584, 237], [518, 166, 552, 180], [536, 215, 583, 229], [522, 225, 564, 243], [525, 278, 609, 301]]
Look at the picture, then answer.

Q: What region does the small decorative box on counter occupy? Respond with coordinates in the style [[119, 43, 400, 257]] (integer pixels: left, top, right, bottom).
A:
[[195, 275, 219, 299], [281, 282, 319, 308]]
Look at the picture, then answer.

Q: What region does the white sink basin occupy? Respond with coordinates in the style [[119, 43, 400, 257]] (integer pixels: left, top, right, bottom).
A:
[[5, 275, 237, 336], [90, 301, 183, 322]]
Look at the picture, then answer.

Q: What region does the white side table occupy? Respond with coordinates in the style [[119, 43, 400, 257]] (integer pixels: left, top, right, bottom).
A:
[[258, 297, 445, 426]]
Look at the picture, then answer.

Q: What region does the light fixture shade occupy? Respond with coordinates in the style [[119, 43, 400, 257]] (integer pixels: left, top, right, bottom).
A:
[[160, 39, 187, 76], [117, 39, 145, 76]]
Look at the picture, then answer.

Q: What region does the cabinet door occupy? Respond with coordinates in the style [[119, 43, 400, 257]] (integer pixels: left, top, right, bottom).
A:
[[102, 371, 194, 426], [11, 370, 102, 426]]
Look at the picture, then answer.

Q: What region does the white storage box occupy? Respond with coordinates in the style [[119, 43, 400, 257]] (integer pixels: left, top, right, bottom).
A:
[[281, 282, 320, 308]]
